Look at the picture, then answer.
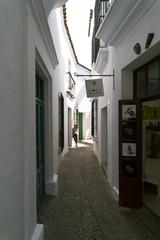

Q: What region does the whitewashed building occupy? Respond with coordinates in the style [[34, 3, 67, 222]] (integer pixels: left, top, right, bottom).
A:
[[0, 0, 91, 239], [92, 0, 160, 215]]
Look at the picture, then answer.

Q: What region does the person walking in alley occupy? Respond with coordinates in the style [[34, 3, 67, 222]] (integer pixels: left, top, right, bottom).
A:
[[72, 124, 78, 147]]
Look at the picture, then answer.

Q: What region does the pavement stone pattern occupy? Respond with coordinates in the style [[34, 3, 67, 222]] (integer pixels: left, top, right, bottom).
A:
[[38, 142, 160, 240]]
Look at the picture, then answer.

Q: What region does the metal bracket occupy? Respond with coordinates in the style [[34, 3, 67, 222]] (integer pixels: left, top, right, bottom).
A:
[[74, 69, 115, 78]]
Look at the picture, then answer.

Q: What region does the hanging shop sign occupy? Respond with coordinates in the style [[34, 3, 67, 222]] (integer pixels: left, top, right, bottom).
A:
[[85, 78, 104, 98]]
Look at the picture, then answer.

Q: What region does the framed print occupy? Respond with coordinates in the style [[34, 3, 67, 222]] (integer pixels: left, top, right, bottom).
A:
[[119, 99, 142, 208], [122, 104, 136, 119], [122, 159, 136, 177], [122, 143, 136, 157], [122, 121, 136, 141]]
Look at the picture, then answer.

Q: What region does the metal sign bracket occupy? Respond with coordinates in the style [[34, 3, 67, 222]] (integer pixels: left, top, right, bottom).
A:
[[74, 69, 115, 79]]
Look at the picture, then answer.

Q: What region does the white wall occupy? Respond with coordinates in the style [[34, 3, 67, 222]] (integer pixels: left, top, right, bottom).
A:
[[92, 46, 114, 185], [48, 8, 77, 158], [94, 0, 160, 192], [48, 9, 92, 144], [0, 2, 93, 239], [25, 2, 58, 239], [0, 1, 61, 239], [111, 0, 160, 190], [0, 0, 25, 239], [76, 65, 92, 140], [25, 5, 85, 238], [109, 1, 160, 191]]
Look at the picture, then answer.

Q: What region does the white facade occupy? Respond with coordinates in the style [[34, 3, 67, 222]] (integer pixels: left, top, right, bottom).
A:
[[0, 1, 26, 239], [93, 0, 160, 196], [0, 0, 90, 239], [75, 64, 92, 140]]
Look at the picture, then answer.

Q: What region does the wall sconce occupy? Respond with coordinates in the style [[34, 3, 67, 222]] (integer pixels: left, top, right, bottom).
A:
[[145, 33, 154, 49], [133, 43, 141, 55]]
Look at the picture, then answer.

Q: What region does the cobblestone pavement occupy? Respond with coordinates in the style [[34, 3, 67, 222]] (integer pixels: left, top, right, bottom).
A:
[[38, 142, 160, 240]]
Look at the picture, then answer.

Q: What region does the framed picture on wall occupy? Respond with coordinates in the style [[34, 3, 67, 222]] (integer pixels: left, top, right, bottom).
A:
[[122, 143, 136, 157], [122, 159, 136, 177], [122, 121, 136, 141], [122, 104, 136, 119]]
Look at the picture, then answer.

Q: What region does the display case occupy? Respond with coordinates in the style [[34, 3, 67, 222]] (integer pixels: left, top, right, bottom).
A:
[[119, 100, 142, 208]]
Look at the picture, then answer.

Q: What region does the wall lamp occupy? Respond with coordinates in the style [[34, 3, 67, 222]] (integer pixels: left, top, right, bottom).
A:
[[145, 33, 154, 49]]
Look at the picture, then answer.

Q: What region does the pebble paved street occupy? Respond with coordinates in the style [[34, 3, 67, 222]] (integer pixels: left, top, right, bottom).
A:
[[38, 141, 160, 240]]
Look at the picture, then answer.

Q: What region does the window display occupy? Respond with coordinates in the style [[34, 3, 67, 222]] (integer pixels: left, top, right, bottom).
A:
[[143, 98, 160, 217]]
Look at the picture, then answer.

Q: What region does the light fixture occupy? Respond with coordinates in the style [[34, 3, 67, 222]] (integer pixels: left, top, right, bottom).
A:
[[145, 33, 154, 49], [133, 43, 141, 55]]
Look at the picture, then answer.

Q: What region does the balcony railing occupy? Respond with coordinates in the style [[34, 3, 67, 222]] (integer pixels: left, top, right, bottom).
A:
[[92, 0, 110, 64]]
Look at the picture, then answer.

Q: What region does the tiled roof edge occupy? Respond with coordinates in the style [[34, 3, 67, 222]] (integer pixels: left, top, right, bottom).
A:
[[62, 4, 91, 71], [62, 4, 78, 63]]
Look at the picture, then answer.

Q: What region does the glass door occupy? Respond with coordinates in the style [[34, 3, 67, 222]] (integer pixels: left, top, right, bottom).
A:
[[142, 98, 160, 216], [36, 74, 45, 209]]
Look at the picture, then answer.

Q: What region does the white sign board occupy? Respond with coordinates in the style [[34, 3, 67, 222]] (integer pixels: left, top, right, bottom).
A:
[[85, 78, 104, 98]]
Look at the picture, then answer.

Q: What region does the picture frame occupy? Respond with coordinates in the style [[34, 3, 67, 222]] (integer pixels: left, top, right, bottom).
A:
[[121, 159, 136, 177], [122, 121, 136, 142], [122, 104, 136, 119], [122, 143, 136, 157]]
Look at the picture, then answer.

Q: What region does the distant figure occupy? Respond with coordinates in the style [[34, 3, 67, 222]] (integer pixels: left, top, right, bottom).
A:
[[72, 124, 78, 147]]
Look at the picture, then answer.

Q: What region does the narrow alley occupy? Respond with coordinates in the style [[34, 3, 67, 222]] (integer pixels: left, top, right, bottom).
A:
[[38, 142, 160, 240], [2, 1, 160, 239]]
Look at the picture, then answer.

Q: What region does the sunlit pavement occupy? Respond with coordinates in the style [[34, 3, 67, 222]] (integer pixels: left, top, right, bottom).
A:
[[71, 139, 93, 148], [38, 141, 160, 240]]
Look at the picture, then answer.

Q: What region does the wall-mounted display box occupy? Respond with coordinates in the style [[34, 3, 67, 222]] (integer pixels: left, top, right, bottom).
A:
[[119, 100, 142, 208]]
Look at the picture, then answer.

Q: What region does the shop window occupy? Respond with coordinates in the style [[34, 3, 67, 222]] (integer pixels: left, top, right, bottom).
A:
[[148, 61, 159, 95], [134, 57, 160, 98], [58, 93, 64, 153], [137, 68, 146, 97], [91, 99, 98, 137], [142, 99, 160, 216]]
